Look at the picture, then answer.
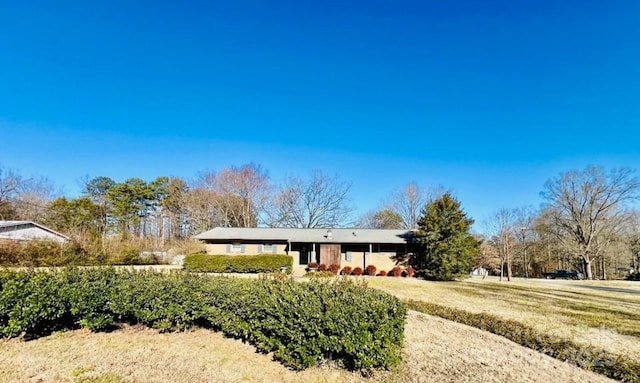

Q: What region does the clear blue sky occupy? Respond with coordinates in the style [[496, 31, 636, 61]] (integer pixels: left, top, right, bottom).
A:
[[1, 1, 639, 230]]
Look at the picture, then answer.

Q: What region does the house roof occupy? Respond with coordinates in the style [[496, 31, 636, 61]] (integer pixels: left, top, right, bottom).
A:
[[0, 220, 71, 242], [194, 227, 416, 244]]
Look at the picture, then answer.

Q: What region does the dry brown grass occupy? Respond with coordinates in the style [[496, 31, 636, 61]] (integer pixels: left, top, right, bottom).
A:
[[402, 311, 615, 383], [0, 325, 388, 383], [1, 313, 616, 383], [366, 276, 640, 362], [0, 274, 634, 382]]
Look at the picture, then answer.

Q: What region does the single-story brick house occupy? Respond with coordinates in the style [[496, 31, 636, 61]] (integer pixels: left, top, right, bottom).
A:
[[194, 227, 418, 271], [0, 221, 70, 243]]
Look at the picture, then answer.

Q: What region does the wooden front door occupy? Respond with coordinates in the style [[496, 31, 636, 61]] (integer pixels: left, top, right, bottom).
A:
[[319, 244, 341, 266]]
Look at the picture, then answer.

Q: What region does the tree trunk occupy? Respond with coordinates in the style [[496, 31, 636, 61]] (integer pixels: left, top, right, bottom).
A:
[[584, 257, 593, 280], [523, 244, 528, 278], [506, 235, 512, 281]]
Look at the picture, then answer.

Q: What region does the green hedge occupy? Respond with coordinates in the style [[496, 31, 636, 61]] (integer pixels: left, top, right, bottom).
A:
[[183, 254, 293, 274], [0, 268, 405, 371], [407, 300, 640, 382]]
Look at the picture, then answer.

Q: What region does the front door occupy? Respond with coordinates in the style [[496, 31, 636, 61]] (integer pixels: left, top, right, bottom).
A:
[[299, 245, 309, 265], [319, 244, 341, 266]]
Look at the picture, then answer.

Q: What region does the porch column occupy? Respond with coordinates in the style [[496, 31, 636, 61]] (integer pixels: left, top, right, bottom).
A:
[[367, 243, 373, 268], [311, 243, 316, 263]]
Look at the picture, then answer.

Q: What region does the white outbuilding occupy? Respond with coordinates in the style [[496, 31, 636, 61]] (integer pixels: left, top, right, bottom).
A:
[[0, 221, 70, 243]]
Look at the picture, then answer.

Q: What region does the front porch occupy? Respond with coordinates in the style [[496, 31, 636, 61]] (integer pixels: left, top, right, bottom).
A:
[[289, 242, 409, 272]]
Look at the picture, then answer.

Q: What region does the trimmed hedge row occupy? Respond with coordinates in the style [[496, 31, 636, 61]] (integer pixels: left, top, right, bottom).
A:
[[0, 268, 405, 371], [407, 300, 640, 382], [184, 254, 293, 274]]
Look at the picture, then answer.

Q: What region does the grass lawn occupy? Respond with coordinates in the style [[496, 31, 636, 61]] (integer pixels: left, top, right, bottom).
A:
[[0, 313, 616, 383], [1, 273, 635, 382], [366, 276, 640, 362]]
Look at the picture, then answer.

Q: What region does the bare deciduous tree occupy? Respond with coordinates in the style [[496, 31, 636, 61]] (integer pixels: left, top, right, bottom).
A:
[[627, 211, 640, 274], [194, 163, 270, 228], [485, 208, 516, 281], [513, 206, 536, 278], [267, 170, 353, 228], [0, 164, 22, 219], [361, 183, 443, 229], [359, 208, 404, 229], [477, 235, 501, 275], [13, 176, 58, 221], [183, 188, 222, 235], [541, 166, 640, 280], [0, 164, 57, 221], [388, 183, 443, 229]]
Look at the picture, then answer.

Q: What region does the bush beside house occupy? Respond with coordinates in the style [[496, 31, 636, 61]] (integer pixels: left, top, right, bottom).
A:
[[184, 254, 293, 274]]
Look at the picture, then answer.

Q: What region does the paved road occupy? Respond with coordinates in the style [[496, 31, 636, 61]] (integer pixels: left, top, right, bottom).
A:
[[572, 284, 640, 295]]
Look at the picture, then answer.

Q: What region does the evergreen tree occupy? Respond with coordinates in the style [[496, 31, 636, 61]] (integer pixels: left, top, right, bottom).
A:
[[412, 193, 479, 281]]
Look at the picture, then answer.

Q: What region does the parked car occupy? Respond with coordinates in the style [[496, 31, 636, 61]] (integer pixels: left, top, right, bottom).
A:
[[542, 270, 584, 280]]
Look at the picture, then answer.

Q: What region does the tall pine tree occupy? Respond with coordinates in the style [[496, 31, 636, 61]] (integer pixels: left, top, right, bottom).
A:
[[411, 193, 479, 281]]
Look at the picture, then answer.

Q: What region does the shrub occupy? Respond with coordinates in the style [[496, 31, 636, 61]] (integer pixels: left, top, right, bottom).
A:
[[352, 267, 363, 276], [0, 240, 94, 267], [0, 268, 406, 372], [626, 272, 640, 281], [63, 267, 120, 331], [0, 269, 73, 337], [318, 263, 327, 272], [391, 267, 403, 277], [304, 271, 335, 278], [307, 262, 318, 269], [377, 271, 387, 277], [340, 266, 353, 275], [328, 264, 340, 274], [406, 266, 415, 278], [183, 254, 293, 274], [365, 265, 377, 276], [108, 243, 141, 265]]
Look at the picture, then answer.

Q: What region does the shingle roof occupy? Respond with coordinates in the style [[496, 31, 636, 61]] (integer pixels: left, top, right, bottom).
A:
[[194, 227, 416, 244]]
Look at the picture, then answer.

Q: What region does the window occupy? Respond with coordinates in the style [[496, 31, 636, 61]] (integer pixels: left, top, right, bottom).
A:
[[378, 244, 399, 253], [261, 244, 275, 253], [229, 243, 244, 253]]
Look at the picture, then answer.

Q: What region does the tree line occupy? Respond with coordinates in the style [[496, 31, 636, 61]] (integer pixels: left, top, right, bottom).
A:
[[0, 163, 356, 242], [1, 162, 639, 280], [480, 166, 640, 280]]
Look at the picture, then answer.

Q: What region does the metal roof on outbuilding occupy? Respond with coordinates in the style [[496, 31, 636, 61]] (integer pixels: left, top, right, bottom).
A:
[[0, 221, 71, 243], [194, 227, 416, 244]]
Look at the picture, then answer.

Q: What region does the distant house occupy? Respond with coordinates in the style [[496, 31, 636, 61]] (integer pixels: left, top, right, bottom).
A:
[[194, 227, 418, 270], [470, 266, 488, 277], [0, 221, 70, 244]]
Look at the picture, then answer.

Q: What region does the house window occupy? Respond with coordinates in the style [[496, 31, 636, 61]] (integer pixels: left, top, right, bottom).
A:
[[261, 244, 275, 253], [230, 243, 243, 253], [378, 244, 398, 253]]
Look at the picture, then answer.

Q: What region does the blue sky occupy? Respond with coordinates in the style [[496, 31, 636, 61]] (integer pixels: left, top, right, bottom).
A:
[[1, 1, 639, 230]]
